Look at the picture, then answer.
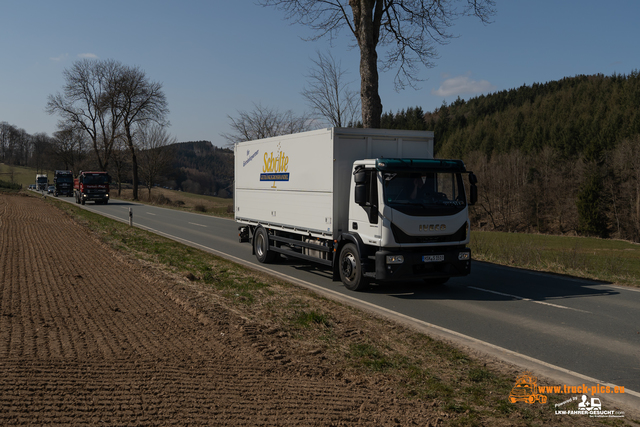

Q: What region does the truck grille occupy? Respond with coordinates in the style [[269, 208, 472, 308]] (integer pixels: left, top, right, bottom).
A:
[[391, 222, 467, 244]]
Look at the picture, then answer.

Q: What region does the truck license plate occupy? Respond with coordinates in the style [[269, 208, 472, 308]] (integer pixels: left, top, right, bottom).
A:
[[422, 255, 444, 263]]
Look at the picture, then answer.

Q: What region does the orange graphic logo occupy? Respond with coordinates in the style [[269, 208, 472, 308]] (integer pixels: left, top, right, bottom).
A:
[[509, 372, 548, 404]]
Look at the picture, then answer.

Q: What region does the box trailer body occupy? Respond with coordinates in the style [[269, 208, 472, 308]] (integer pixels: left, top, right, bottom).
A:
[[235, 128, 477, 291]]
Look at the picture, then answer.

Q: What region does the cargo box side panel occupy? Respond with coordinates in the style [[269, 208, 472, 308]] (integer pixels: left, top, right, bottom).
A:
[[236, 189, 333, 234], [235, 130, 335, 234]]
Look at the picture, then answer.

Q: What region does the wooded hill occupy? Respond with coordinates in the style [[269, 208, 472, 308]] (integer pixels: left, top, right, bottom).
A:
[[167, 141, 234, 197], [426, 72, 640, 159], [414, 71, 640, 242]]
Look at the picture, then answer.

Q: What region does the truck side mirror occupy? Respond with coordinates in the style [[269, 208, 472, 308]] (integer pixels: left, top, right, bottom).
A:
[[354, 170, 366, 184], [468, 172, 478, 205], [469, 184, 478, 206], [469, 172, 478, 185]]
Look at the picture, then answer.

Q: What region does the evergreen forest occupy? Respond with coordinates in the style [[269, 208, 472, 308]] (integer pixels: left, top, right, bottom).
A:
[[408, 72, 640, 242]]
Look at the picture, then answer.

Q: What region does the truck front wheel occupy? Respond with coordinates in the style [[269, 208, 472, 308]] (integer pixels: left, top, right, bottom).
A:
[[339, 243, 368, 291], [253, 227, 276, 263]]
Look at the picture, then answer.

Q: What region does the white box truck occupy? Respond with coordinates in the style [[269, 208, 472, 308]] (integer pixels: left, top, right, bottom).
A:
[[36, 174, 48, 191], [234, 128, 477, 291]]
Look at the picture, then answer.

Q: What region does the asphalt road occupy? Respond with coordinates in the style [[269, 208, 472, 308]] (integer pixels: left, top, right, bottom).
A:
[[49, 193, 640, 411]]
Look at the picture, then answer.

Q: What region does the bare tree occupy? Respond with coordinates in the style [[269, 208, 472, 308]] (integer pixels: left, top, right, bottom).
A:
[[610, 137, 640, 242], [46, 59, 125, 171], [302, 50, 360, 127], [109, 136, 130, 197], [221, 103, 314, 145], [137, 123, 176, 197], [52, 126, 88, 172], [116, 65, 169, 200], [30, 133, 51, 173], [261, 0, 495, 128]]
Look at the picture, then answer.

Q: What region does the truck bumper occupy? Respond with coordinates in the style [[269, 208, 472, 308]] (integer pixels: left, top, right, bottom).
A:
[[82, 193, 109, 202], [374, 246, 471, 281]]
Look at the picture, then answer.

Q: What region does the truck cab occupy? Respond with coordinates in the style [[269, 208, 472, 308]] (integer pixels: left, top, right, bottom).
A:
[[340, 158, 477, 290], [74, 171, 111, 205]]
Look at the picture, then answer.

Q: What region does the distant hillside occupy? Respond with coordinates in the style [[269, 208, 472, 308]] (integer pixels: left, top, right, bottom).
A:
[[168, 141, 234, 197], [425, 72, 640, 158]]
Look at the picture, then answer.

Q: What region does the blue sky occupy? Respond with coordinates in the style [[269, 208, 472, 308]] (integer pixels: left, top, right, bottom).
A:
[[1, 1, 638, 148]]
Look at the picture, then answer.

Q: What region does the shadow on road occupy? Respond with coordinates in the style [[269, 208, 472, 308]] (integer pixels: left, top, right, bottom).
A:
[[369, 261, 619, 302], [278, 256, 620, 303]]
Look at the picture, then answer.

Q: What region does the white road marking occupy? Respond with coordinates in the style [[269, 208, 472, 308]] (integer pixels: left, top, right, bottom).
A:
[[468, 286, 591, 313], [146, 212, 156, 216], [188, 222, 207, 228]]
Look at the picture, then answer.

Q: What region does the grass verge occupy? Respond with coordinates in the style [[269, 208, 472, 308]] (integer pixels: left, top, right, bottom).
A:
[[38, 193, 621, 426], [471, 231, 640, 287]]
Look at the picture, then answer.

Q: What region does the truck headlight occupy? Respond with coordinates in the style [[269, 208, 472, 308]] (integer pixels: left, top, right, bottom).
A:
[[458, 252, 470, 261], [386, 255, 404, 264]]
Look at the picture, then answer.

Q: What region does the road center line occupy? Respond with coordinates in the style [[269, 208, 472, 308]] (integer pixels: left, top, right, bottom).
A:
[[467, 286, 591, 313], [146, 212, 156, 216], [188, 222, 207, 227]]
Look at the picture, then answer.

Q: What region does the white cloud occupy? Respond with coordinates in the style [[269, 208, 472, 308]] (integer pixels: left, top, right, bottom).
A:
[[78, 53, 98, 59], [431, 72, 496, 97], [50, 53, 69, 62]]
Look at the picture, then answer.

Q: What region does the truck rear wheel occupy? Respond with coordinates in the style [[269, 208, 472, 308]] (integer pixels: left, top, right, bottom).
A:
[[339, 243, 368, 291], [253, 227, 276, 263]]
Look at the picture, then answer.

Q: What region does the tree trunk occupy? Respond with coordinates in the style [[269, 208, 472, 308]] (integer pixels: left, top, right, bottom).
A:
[[125, 125, 139, 200], [351, 0, 383, 128], [359, 39, 382, 128], [130, 148, 139, 200]]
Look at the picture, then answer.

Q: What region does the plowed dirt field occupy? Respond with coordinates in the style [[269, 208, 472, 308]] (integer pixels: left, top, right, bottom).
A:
[[0, 193, 441, 425]]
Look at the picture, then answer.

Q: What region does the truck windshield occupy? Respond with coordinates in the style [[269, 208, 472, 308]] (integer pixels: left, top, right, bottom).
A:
[[383, 171, 466, 216], [84, 174, 109, 185], [56, 176, 73, 183], [37, 178, 47, 183]]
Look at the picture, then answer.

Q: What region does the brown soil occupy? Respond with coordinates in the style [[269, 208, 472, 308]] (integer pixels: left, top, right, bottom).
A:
[[0, 193, 443, 425]]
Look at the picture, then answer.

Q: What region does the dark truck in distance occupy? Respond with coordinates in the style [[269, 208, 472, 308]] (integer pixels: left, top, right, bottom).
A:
[[53, 170, 74, 196], [74, 171, 110, 205]]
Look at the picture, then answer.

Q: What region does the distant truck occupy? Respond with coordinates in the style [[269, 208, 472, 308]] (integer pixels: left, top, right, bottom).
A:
[[53, 170, 74, 197], [74, 171, 110, 205], [36, 174, 48, 191], [234, 128, 477, 291]]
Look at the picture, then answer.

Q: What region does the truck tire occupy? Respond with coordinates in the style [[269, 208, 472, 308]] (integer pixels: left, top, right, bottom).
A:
[[81, 196, 85, 205], [339, 243, 369, 291], [253, 227, 276, 263]]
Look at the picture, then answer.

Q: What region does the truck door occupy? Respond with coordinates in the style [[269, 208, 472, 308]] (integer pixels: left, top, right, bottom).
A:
[[350, 168, 380, 246]]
